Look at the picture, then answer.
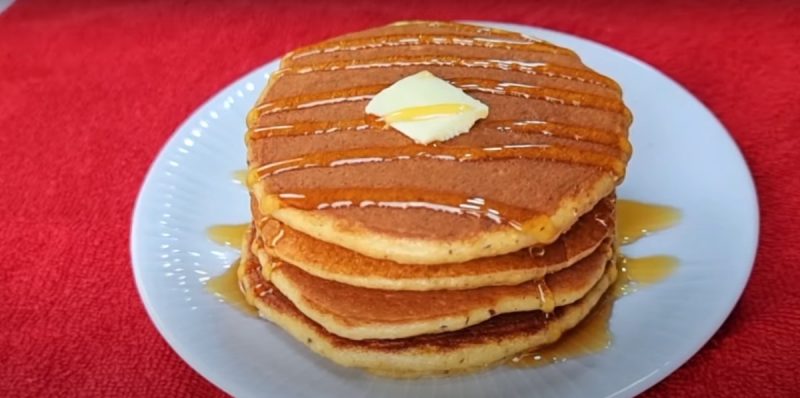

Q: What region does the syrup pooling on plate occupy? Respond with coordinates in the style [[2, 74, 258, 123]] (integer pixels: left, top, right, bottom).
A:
[[232, 170, 249, 185], [206, 223, 249, 247], [615, 200, 681, 292], [618, 255, 679, 295], [205, 221, 255, 315], [616, 200, 681, 244], [205, 259, 257, 316]]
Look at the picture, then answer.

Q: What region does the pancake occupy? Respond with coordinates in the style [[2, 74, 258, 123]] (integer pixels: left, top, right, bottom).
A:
[[246, 20, 632, 265], [262, 237, 611, 340], [256, 196, 614, 291], [237, 227, 618, 377]]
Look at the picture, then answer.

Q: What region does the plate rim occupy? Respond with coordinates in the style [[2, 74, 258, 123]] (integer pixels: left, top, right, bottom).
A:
[[130, 62, 274, 394], [130, 21, 760, 398]]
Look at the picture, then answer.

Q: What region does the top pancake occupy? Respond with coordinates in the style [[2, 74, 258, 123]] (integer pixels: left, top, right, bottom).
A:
[[246, 21, 632, 264]]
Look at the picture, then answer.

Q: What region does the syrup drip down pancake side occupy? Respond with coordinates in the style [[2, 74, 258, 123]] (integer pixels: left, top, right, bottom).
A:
[[246, 21, 632, 265]]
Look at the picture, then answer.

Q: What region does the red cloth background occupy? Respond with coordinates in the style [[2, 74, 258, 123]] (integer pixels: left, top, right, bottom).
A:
[[1, 0, 798, 396]]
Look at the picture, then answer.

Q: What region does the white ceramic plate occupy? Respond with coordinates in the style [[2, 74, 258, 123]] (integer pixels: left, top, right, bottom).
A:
[[131, 22, 758, 398]]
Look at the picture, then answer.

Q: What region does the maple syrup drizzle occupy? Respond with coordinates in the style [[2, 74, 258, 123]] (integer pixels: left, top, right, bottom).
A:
[[285, 33, 571, 62], [390, 21, 540, 41], [252, 78, 627, 117], [247, 118, 377, 139], [510, 200, 682, 367], [206, 223, 249, 247], [252, 144, 624, 180], [205, 259, 258, 316], [494, 120, 631, 156], [247, 119, 629, 156], [260, 187, 543, 228], [274, 55, 618, 90], [251, 141, 623, 235]]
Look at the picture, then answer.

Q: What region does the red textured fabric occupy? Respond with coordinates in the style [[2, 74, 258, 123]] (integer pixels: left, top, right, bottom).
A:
[[1, 0, 798, 396]]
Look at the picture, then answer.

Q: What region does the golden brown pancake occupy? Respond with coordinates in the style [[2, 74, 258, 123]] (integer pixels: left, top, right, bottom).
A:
[[263, 236, 611, 340], [256, 196, 614, 291], [245, 20, 632, 265], [237, 226, 618, 377]]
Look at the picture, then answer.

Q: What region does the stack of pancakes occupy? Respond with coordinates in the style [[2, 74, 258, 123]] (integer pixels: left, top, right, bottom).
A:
[[238, 21, 632, 377]]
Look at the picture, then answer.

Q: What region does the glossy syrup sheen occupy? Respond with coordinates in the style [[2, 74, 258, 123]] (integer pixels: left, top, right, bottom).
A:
[[248, 118, 630, 156], [253, 144, 624, 178], [232, 170, 249, 185], [252, 142, 624, 234], [618, 255, 679, 289], [206, 223, 249, 248], [274, 55, 618, 90], [509, 293, 612, 367], [205, 179, 255, 315], [205, 259, 257, 317], [285, 33, 571, 62], [254, 78, 626, 117], [616, 200, 681, 244], [259, 187, 553, 237]]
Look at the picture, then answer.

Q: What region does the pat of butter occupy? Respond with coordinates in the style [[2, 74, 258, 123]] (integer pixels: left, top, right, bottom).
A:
[[365, 71, 489, 144]]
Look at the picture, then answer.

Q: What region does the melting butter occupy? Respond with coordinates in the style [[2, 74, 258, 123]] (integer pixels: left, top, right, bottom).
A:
[[384, 103, 473, 123], [365, 71, 488, 144]]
